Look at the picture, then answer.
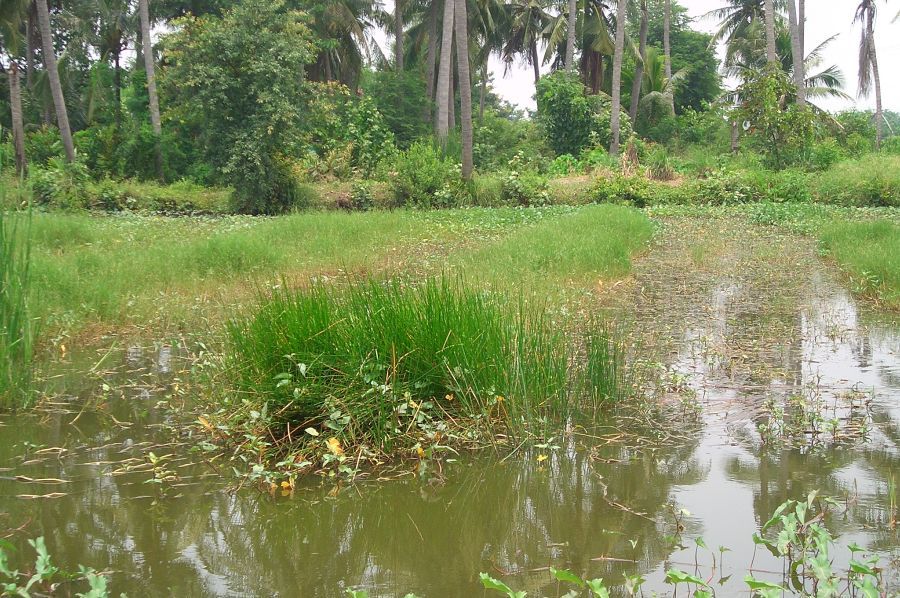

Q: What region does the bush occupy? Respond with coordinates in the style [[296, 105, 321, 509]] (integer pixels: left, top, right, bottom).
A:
[[535, 71, 632, 157], [808, 139, 846, 172], [745, 168, 811, 203], [881, 136, 900, 155], [25, 126, 63, 166], [812, 155, 900, 207], [30, 158, 92, 210], [390, 141, 460, 208], [593, 174, 656, 207], [686, 169, 760, 205], [501, 170, 551, 207], [548, 154, 580, 177], [349, 181, 375, 211]]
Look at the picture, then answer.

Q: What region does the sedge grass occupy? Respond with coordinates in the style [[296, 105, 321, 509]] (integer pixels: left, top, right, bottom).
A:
[[0, 207, 34, 408], [220, 277, 624, 456]]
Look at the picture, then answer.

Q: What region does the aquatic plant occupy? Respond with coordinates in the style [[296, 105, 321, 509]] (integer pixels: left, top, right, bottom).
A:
[[211, 277, 625, 476], [0, 205, 35, 409], [0, 536, 110, 597]]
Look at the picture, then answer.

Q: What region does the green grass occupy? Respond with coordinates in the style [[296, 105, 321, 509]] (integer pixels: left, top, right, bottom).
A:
[[0, 207, 34, 408], [819, 220, 900, 309], [220, 278, 622, 456], [812, 155, 900, 208], [453, 204, 655, 294]]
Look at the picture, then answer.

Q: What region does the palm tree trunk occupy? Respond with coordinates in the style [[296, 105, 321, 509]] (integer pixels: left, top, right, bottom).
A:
[[530, 41, 540, 84], [629, 0, 648, 122], [764, 0, 778, 64], [663, 0, 674, 113], [565, 0, 577, 70], [139, 0, 165, 182], [394, 0, 404, 71], [26, 2, 36, 89], [114, 48, 122, 126], [448, 48, 456, 131], [731, 120, 740, 154], [785, 0, 804, 105], [8, 62, 27, 177], [609, 0, 627, 155], [35, 0, 75, 163], [798, 0, 805, 58], [425, 1, 439, 102], [454, 0, 473, 178], [868, 13, 883, 149], [479, 61, 487, 121], [435, 0, 455, 140]]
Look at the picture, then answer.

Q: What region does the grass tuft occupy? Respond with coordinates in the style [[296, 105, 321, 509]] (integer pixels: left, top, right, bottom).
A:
[[220, 277, 624, 455], [819, 219, 900, 309]]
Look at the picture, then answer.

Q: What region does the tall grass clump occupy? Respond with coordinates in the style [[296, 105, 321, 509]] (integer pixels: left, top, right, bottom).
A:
[[0, 207, 35, 408], [221, 278, 623, 455]]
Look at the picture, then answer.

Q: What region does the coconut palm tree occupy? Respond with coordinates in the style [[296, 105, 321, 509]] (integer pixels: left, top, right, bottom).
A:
[[637, 46, 687, 126], [580, 0, 613, 94], [663, 0, 673, 112], [305, 0, 383, 86], [435, 0, 454, 139], [395, 0, 405, 70], [628, 0, 648, 122], [854, 0, 884, 148], [0, 0, 30, 175], [502, 0, 550, 85], [35, 0, 76, 163], [763, 0, 778, 63], [609, 0, 626, 154], [454, 0, 473, 178], [565, 0, 577, 69], [139, 0, 164, 181], [785, 0, 803, 104]]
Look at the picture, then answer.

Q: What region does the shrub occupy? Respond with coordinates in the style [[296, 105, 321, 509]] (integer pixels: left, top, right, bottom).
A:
[[593, 174, 656, 207], [881, 136, 900, 155], [349, 181, 375, 211], [735, 65, 814, 169], [686, 169, 760, 205], [745, 168, 811, 203], [812, 155, 900, 207], [30, 158, 92, 210], [535, 71, 632, 157], [470, 174, 503, 206], [501, 170, 551, 207], [25, 126, 63, 166], [808, 138, 846, 172], [390, 141, 459, 208], [548, 154, 581, 176]]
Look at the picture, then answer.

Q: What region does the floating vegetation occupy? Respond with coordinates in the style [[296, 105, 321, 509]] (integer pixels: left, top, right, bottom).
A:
[[200, 277, 627, 483]]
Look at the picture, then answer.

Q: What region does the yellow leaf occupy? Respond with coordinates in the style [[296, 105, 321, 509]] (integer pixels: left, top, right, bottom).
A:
[[536, 454, 548, 463], [416, 446, 425, 458], [326, 437, 344, 456], [280, 480, 292, 490], [197, 416, 214, 432], [496, 395, 505, 403]]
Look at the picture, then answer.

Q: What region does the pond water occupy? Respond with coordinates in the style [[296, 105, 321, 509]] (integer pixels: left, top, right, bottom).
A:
[[1, 231, 899, 596]]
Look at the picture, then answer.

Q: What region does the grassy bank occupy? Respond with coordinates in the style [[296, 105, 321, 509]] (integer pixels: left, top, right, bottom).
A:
[[819, 220, 900, 309]]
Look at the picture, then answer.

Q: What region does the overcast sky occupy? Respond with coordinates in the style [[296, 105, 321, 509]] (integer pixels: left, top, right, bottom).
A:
[[485, 0, 899, 113]]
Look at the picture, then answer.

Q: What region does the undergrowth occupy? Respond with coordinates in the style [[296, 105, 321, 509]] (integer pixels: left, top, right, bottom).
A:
[[0, 205, 34, 409]]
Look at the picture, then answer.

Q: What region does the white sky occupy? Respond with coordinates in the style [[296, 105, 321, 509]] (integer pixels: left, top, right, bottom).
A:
[[484, 0, 900, 113]]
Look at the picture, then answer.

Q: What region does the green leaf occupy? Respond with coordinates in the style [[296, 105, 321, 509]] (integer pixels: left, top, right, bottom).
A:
[[849, 560, 876, 577], [694, 590, 712, 598], [479, 572, 526, 597], [744, 575, 786, 591], [762, 500, 794, 531], [585, 579, 609, 597], [304, 428, 319, 437], [346, 591, 368, 598], [665, 569, 707, 587], [694, 537, 708, 550], [550, 567, 584, 587]]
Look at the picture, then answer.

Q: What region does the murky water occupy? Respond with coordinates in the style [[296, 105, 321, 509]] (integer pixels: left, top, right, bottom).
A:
[[1, 222, 899, 597]]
